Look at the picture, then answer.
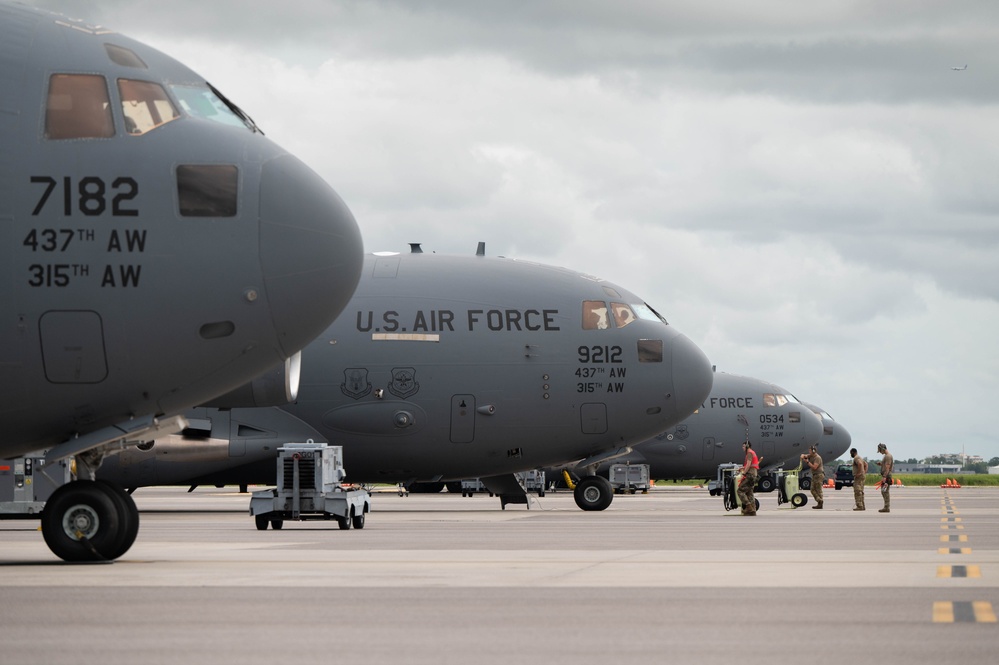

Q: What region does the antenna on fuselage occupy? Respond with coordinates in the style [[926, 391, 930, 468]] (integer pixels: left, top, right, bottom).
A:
[[476, 242, 485, 256]]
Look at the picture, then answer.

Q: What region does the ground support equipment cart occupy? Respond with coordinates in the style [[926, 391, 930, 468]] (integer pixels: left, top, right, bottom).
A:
[[249, 442, 370, 531]]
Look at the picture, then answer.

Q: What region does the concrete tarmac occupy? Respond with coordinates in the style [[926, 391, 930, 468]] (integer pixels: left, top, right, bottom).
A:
[[1, 485, 996, 664]]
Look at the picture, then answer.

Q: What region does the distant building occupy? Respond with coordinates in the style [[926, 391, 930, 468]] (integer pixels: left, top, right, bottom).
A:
[[895, 463, 962, 474]]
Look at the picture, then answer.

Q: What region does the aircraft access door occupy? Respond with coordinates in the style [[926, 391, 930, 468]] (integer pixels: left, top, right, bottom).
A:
[[450, 394, 475, 443], [39, 310, 108, 383], [702, 437, 715, 461]]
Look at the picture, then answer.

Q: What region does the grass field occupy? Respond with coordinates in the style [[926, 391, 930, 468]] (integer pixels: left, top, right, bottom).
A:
[[651, 474, 999, 488], [866, 474, 999, 487]]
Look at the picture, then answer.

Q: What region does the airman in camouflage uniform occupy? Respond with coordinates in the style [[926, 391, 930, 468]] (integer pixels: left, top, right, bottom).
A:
[[802, 445, 824, 509], [738, 441, 760, 516], [850, 447, 867, 511], [876, 442, 893, 513]]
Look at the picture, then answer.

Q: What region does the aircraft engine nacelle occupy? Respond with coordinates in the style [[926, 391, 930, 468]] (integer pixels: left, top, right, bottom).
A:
[[201, 353, 301, 408]]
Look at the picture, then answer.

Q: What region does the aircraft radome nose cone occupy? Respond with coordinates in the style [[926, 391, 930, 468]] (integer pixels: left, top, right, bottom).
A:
[[258, 154, 364, 358], [670, 334, 713, 422], [803, 409, 823, 446]]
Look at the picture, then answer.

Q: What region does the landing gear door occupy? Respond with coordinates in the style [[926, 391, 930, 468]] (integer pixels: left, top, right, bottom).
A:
[[450, 394, 475, 443]]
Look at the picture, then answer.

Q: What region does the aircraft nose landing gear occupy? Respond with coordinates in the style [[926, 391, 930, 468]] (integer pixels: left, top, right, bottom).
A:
[[41, 480, 139, 562], [573, 475, 614, 511]]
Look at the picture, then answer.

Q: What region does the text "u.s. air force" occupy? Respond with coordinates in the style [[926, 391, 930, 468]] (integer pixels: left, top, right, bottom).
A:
[[357, 309, 560, 333]]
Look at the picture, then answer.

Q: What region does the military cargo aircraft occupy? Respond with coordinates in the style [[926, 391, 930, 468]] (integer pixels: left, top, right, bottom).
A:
[[561, 371, 825, 491], [0, 3, 363, 560], [96, 246, 715, 511]]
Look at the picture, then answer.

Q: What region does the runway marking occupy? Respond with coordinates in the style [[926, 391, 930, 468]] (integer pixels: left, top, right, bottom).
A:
[[936, 565, 980, 578], [941, 517, 962, 523], [933, 601, 997, 623], [938, 548, 972, 554], [940, 524, 964, 530], [940, 534, 968, 542]]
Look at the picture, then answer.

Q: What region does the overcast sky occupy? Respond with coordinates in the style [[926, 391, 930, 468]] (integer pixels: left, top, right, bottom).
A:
[[34, 0, 999, 462]]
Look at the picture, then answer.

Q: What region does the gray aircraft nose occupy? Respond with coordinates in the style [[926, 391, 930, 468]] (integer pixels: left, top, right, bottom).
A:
[[821, 421, 852, 460], [670, 334, 714, 423], [258, 154, 364, 358], [802, 407, 824, 446]]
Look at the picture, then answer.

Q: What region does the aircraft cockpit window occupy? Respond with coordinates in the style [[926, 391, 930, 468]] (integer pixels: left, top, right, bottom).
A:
[[177, 165, 238, 217], [763, 393, 776, 407], [638, 339, 663, 363], [104, 44, 147, 69], [45, 74, 114, 140], [582, 301, 610, 330], [118, 80, 179, 135], [633, 303, 668, 325], [611, 303, 637, 328], [170, 84, 259, 132], [775, 394, 789, 407]]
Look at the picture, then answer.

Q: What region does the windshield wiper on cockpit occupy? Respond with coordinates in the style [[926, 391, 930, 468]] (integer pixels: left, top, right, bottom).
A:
[[207, 82, 263, 134]]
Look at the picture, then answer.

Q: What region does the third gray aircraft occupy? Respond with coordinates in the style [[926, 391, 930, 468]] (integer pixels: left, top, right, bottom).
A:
[[561, 370, 851, 492]]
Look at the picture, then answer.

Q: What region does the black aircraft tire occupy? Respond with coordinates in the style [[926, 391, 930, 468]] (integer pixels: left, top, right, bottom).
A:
[[573, 476, 614, 511], [757, 476, 775, 493], [42, 480, 123, 562], [95, 480, 140, 559], [800, 477, 811, 490]]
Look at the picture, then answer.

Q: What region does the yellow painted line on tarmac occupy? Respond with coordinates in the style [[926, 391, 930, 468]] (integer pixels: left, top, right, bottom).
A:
[[941, 517, 962, 523], [938, 548, 972, 555], [940, 534, 969, 542], [940, 524, 964, 530], [937, 565, 981, 578], [933, 602, 997, 623]]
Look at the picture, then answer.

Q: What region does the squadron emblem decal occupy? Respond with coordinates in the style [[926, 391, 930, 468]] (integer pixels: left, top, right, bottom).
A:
[[341, 368, 372, 400], [388, 367, 419, 399]]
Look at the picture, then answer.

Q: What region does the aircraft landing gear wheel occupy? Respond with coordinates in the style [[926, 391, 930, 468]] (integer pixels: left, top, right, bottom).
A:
[[757, 476, 775, 493], [41, 480, 123, 562], [799, 477, 811, 490], [96, 480, 140, 560], [352, 512, 365, 529], [255, 515, 269, 530], [573, 476, 613, 511], [791, 493, 808, 508], [337, 514, 352, 530]]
